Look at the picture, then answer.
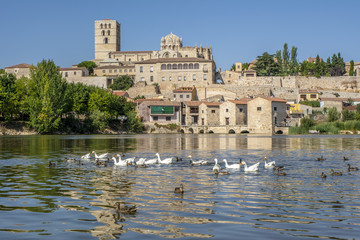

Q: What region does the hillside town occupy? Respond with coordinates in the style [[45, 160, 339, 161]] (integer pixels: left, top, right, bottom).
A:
[[3, 19, 360, 134]]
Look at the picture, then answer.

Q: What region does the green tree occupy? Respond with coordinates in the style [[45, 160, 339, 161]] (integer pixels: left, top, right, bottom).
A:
[[282, 43, 290, 75], [0, 69, 5, 74], [327, 107, 339, 122], [109, 75, 133, 91], [253, 52, 280, 76], [299, 61, 315, 76], [289, 46, 299, 76], [342, 109, 354, 121], [0, 73, 17, 120], [275, 50, 283, 76], [28, 59, 67, 133], [230, 64, 236, 71], [78, 61, 97, 75], [349, 60, 354, 76], [242, 63, 249, 71], [314, 55, 324, 78], [300, 117, 315, 129]]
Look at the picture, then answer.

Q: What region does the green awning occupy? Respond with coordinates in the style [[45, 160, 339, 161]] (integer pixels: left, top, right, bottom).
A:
[[151, 106, 174, 114]]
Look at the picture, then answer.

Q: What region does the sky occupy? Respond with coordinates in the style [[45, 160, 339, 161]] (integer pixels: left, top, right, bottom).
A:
[[1, 0, 360, 70]]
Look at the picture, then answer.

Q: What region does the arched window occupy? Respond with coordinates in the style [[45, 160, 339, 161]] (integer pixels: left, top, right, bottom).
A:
[[100, 23, 103, 29], [161, 64, 166, 70], [183, 63, 188, 69], [102, 30, 105, 36], [178, 64, 182, 70], [108, 23, 111, 28], [189, 63, 194, 69], [107, 30, 110, 35], [104, 23, 107, 28], [104, 38, 108, 44], [172, 64, 177, 69], [167, 64, 171, 70], [194, 63, 199, 69]]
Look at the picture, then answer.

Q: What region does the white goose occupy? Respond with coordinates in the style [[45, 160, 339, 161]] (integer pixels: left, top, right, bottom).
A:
[[264, 157, 276, 169], [92, 151, 110, 159], [116, 154, 136, 165], [144, 156, 158, 165], [136, 158, 146, 165], [212, 158, 221, 172], [188, 155, 209, 165], [240, 159, 260, 172], [112, 155, 128, 167], [81, 152, 93, 160], [155, 153, 173, 164], [223, 159, 241, 169]]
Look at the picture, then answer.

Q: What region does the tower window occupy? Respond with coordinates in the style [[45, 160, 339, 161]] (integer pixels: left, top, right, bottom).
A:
[[107, 30, 110, 35], [102, 30, 105, 36], [104, 38, 108, 44], [108, 23, 111, 28], [100, 23, 103, 28]]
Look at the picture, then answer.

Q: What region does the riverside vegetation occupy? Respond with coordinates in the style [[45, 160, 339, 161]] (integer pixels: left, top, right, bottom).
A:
[[289, 106, 360, 134], [0, 59, 144, 134]]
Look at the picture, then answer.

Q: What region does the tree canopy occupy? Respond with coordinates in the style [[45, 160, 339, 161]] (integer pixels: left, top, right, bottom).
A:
[[78, 61, 97, 75], [109, 75, 134, 91], [253, 52, 280, 76]]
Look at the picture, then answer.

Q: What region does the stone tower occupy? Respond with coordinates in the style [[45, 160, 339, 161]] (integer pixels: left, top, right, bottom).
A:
[[94, 19, 120, 61]]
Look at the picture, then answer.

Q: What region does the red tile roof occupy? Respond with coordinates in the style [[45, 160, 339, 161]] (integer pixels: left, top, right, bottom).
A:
[[184, 101, 203, 106], [112, 91, 128, 97], [173, 87, 194, 93], [253, 96, 287, 103], [138, 57, 213, 64], [228, 100, 248, 105], [5, 63, 32, 69]]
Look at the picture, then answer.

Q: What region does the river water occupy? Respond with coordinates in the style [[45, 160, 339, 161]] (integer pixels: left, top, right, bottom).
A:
[[0, 134, 360, 239]]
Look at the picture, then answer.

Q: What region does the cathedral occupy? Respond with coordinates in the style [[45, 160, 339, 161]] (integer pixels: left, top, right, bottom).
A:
[[94, 19, 216, 86]]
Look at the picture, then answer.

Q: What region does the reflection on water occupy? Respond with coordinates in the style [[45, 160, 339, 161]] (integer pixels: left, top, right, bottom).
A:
[[1, 134, 360, 239]]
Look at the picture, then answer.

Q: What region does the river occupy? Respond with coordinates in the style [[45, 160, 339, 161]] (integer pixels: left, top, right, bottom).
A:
[[0, 134, 360, 239]]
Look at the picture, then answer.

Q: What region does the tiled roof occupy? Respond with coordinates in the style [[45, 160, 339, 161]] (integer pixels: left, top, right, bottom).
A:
[[59, 67, 86, 71], [134, 99, 160, 104], [203, 102, 222, 106], [173, 87, 194, 93], [253, 96, 287, 103], [184, 101, 203, 106], [112, 91, 128, 97], [5, 63, 32, 69], [138, 57, 213, 64], [110, 51, 153, 54], [144, 101, 181, 106], [95, 65, 134, 69], [228, 100, 248, 105]]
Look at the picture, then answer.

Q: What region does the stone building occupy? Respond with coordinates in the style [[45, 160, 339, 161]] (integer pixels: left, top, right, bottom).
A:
[[59, 66, 89, 79], [247, 97, 287, 134], [220, 100, 248, 126], [4, 63, 32, 78], [137, 100, 181, 124], [173, 87, 197, 102], [94, 19, 121, 61], [299, 89, 319, 101]]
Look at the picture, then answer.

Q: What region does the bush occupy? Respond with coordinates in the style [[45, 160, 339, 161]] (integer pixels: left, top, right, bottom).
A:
[[300, 117, 315, 128], [314, 122, 339, 134], [300, 100, 320, 107], [289, 126, 309, 135]]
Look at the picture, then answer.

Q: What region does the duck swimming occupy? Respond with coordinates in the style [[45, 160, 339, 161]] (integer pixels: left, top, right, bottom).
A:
[[174, 184, 184, 194]]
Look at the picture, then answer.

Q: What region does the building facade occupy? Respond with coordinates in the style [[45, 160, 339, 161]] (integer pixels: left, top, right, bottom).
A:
[[4, 63, 32, 78]]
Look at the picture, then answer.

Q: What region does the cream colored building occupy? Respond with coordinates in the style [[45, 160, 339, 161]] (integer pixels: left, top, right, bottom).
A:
[[247, 97, 287, 134], [94, 19, 121, 61], [59, 66, 89, 79], [4, 63, 32, 78]]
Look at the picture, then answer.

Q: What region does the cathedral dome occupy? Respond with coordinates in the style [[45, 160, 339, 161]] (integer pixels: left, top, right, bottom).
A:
[[161, 33, 182, 50]]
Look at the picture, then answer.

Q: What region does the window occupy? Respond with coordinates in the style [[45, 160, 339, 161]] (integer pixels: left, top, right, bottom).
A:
[[140, 66, 143, 72], [211, 110, 216, 113], [153, 116, 158, 121], [193, 74, 196, 80], [166, 116, 171, 121], [104, 23, 107, 28], [129, 69, 132, 72], [129, 58, 132, 62], [178, 76, 181, 81], [225, 117, 229, 125], [150, 76, 154, 82], [300, 94, 306, 99], [194, 63, 199, 69], [162, 77, 165, 81], [275, 117, 277, 124], [167, 64, 171, 70], [311, 94, 317, 98], [107, 30, 110, 35], [108, 23, 111, 28], [184, 76, 186, 81], [183, 63, 188, 69], [124, 69, 127, 73], [178, 64, 182, 69], [240, 108, 243, 112], [173, 94, 176, 98], [173, 64, 177, 69], [161, 64, 166, 70], [65, 72, 68, 77], [185, 55, 188, 57], [141, 77, 145, 81], [74, 71, 76, 75], [114, 69, 117, 73], [180, 94, 183, 98], [150, 66, 153, 72], [169, 76, 172, 81], [226, 109, 229, 112], [203, 74, 207, 80], [274, 107, 277, 111], [189, 63, 194, 69], [109, 69, 112, 73], [119, 69, 122, 73], [102, 70, 105, 73], [100, 23, 103, 28], [186, 94, 190, 99], [257, 107, 262, 111], [104, 38, 108, 44], [102, 30, 105, 36], [141, 58, 144, 61]]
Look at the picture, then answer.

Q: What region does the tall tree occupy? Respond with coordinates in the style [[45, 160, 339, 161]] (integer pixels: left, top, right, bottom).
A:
[[282, 43, 290, 75], [0, 74, 17, 120], [253, 52, 280, 76], [28, 59, 67, 133], [109, 75, 134, 91], [275, 50, 283, 75], [289, 46, 298, 76], [349, 60, 354, 76]]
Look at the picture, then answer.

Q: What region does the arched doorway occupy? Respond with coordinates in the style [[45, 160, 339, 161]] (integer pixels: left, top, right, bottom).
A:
[[228, 129, 235, 134]]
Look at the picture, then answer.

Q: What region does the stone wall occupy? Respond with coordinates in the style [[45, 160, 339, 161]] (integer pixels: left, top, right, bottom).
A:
[[66, 76, 108, 88]]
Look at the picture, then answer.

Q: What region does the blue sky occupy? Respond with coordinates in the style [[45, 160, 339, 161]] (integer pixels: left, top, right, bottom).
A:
[[1, 0, 359, 70]]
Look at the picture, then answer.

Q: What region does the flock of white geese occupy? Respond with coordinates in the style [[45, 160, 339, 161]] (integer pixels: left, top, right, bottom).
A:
[[78, 151, 280, 174]]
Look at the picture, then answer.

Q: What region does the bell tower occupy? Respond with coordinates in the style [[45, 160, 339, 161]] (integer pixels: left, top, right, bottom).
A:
[[94, 19, 120, 61]]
